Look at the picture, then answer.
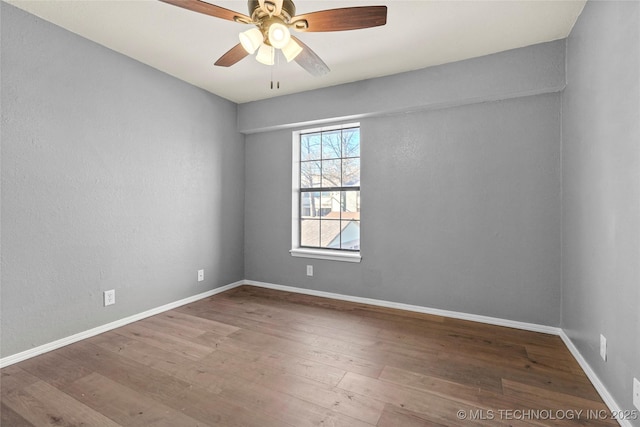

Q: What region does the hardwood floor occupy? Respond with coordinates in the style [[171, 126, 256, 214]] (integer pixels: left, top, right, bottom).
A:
[[1, 285, 617, 426]]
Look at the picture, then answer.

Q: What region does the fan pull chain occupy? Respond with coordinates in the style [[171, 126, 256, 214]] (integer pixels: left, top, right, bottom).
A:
[[270, 51, 281, 90]]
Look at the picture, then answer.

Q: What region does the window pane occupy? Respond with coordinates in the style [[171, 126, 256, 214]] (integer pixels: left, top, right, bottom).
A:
[[339, 190, 360, 220], [319, 191, 338, 218], [301, 219, 320, 247], [320, 220, 342, 249], [342, 158, 360, 187], [301, 161, 321, 188], [301, 192, 321, 218], [340, 220, 360, 250], [342, 128, 360, 158], [322, 130, 342, 160], [301, 133, 321, 161], [321, 160, 342, 188]]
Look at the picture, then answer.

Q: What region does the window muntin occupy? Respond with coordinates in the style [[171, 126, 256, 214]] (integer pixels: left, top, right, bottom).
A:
[[298, 126, 360, 252]]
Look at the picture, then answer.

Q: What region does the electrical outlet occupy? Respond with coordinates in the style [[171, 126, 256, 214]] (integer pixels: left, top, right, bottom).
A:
[[306, 265, 313, 276], [599, 334, 607, 361], [198, 269, 204, 282], [103, 289, 115, 307], [633, 377, 640, 411]]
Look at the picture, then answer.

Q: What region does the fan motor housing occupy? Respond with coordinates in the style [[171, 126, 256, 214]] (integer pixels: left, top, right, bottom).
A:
[[248, 0, 296, 21]]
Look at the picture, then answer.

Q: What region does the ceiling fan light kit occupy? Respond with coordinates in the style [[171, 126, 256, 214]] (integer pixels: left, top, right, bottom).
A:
[[160, 0, 387, 76], [281, 38, 303, 62], [239, 27, 263, 54], [256, 43, 275, 65], [267, 22, 290, 49]]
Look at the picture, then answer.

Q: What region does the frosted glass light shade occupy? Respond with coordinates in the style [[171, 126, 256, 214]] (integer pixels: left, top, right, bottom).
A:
[[256, 43, 275, 65], [281, 38, 303, 62], [268, 22, 291, 49], [239, 28, 263, 54]]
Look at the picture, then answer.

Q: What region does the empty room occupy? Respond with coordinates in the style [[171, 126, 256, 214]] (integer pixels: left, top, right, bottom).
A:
[[1, 0, 639, 425]]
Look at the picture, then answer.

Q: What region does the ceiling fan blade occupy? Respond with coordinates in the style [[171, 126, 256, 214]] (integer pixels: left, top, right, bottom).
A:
[[291, 36, 329, 77], [159, 0, 251, 24], [214, 44, 249, 67], [291, 6, 387, 32]]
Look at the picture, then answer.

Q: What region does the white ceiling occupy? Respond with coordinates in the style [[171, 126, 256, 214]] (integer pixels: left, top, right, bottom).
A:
[[7, 0, 585, 103]]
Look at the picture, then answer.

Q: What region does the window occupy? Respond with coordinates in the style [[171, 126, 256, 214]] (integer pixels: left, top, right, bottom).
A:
[[291, 124, 361, 262]]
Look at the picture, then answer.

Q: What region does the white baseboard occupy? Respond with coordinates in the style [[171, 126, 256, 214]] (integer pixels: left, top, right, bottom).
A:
[[1, 278, 628, 427], [244, 279, 561, 335], [559, 331, 630, 427], [0, 280, 244, 368]]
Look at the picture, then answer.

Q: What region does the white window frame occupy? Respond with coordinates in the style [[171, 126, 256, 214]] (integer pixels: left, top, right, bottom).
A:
[[290, 122, 362, 263]]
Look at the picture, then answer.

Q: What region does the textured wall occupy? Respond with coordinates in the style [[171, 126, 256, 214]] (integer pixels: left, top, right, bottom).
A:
[[238, 40, 566, 134], [562, 1, 640, 419], [244, 92, 561, 326], [1, 3, 245, 357]]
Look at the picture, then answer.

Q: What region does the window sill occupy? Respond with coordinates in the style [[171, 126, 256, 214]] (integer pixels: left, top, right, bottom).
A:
[[290, 248, 361, 263]]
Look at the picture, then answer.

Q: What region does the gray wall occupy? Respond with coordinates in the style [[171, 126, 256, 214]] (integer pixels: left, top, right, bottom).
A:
[[562, 1, 640, 420], [239, 40, 566, 134], [1, 3, 245, 358], [244, 44, 563, 326]]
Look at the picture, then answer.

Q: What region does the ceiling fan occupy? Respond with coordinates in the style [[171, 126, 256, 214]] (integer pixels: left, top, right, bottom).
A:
[[159, 0, 387, 76]]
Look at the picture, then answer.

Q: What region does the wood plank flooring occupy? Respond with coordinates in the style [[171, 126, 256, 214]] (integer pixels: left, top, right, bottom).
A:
[[1, 285, 618, 426]]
